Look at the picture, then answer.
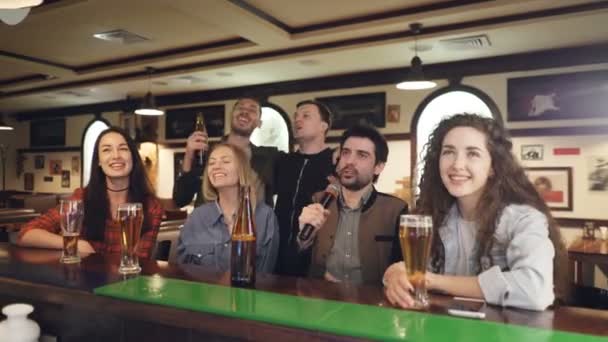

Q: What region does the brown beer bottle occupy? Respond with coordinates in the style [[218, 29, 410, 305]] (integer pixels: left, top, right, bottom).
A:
[[231, 186, 257, 287], [194, 113, 206, 168]]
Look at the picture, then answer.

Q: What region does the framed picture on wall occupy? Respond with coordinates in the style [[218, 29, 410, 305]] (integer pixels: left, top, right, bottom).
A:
[[508, 69, 608, 122], [71, 156, 80, 174], [30, 119, 65, 147], [61, 170, 70, 188], [165, 105, 225, 139], [24, 173, 34, 191], [525, 167, 573, 211], [316, 92, 386, 130], [521, 144, 543, 161], [587, 156, 608, 192], [34, 155, 45, 169], [387, 104, 400, 123], [49, 160, 62, 175]]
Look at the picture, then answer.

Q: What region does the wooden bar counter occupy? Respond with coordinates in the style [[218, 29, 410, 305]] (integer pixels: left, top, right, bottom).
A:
[[0, 243, 606, 341]]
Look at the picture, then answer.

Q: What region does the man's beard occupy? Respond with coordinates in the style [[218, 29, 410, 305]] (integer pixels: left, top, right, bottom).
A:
[[341, 179, 368, 191], [231, 125, 254, 137], [339, 168, 371, 191]]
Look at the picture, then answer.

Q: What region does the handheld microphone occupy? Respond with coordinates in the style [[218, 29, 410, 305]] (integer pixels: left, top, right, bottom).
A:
[[298, 183, 340, 241]]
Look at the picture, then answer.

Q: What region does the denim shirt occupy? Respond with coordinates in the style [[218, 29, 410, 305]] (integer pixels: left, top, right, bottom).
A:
[[439, 204, 555, 311], [177, 201, 279, 274]]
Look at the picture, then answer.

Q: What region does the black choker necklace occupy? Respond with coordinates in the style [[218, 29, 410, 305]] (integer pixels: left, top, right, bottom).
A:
[[107, 186, 129, 192]]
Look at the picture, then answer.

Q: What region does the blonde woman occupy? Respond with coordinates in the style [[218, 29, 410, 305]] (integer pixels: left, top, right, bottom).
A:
[[176, 143, 279, 273]]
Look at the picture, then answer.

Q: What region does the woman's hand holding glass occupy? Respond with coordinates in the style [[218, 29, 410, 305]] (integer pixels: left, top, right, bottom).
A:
[[384, 262, 438, 309], [77, 240, 95, 254]]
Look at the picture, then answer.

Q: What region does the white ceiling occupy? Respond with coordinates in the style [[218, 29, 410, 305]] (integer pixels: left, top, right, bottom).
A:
[[0, 0, 607, 113]]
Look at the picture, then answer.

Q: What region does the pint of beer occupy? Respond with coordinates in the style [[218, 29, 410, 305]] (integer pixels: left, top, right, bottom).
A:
[[59, 199, 84, 264], [117, 203, 143, 274], [399, 214, 433, 308]]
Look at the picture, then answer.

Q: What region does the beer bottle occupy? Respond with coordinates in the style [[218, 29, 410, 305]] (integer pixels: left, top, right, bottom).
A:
[[194, 113, 206, 168], [231, 186, 257, 287]]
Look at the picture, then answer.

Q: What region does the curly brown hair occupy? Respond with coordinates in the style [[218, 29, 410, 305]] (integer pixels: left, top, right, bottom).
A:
[[417, 113, 569, 303]]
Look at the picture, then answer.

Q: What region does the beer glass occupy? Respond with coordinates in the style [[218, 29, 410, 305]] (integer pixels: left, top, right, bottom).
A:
[[117, 203, 143, 274], [399, 214, 433, 308], [59, 199, 84, 264]]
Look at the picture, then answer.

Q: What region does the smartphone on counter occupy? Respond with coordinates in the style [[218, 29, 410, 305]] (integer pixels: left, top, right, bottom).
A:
[[446, 298, 486, 319]]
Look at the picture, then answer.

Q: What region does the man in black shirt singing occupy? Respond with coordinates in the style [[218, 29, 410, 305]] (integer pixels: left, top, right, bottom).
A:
[[274, 100, 335, 276]]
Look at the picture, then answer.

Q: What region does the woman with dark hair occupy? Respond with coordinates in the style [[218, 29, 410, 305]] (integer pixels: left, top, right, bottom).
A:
[[384, 114, 568, 311], [17, 127, 163, 259]]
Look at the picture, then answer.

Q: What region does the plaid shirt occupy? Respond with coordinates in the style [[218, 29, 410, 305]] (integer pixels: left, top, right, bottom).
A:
[[19, 188, 163, 259]]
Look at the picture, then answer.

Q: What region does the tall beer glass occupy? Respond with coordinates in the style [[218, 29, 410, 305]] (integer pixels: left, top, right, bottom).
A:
[[399, 214, 433, 308], [117, 203, 143, 274], [59, 199, 84, 264]]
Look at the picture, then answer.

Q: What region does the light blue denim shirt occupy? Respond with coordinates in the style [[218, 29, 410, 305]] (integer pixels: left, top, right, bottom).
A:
[[439, 204, 555, 311], [177, 201, 279, 274]]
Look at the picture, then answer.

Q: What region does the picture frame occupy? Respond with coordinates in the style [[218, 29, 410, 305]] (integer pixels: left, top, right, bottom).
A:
[[587, 156, 608, 192], [316, 92, 386, 130], [30, 119, 65, 147], [525, 167, 573, 211], [165, 105, 225, 139], [521, 144, 543, 161], [24, 172, 34, 191], [508, 69, 608, 122], [61, 170, 70, 188], [387, 104, 400, 123], [49, 160, 62, 175], [71, 156, 80, 174], [34, 155, 45, 169]]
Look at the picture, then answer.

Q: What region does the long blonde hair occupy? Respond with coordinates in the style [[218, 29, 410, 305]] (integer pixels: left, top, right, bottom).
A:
[[202, 143, 260, 209]]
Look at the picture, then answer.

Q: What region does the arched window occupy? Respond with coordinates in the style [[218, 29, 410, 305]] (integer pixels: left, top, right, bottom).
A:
[[250, 102, 292, 153], [411, 85, 501, 195], [81, 118, 110, 187]]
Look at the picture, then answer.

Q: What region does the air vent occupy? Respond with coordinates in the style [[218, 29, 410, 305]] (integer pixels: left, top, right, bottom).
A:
[[173, 75, 206, 84], [56, 90, 89, 98], [93, 29, 149, 45], [440, 35, 491, 50]]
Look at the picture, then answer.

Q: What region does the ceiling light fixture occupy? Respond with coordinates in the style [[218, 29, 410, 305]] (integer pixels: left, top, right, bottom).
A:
[[0, 114, 14, 130], [135, 67, 164, 116], [0, 0, 42, 9], [0, 0, 42, 25], [396, 23, 437, 91]]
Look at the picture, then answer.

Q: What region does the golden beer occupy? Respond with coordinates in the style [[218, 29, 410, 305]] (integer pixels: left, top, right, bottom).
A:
[[399, 215, 433, 308], [117, 203, 143, 274], [59, 200, 84, 264], [62, 233, 79, 263]]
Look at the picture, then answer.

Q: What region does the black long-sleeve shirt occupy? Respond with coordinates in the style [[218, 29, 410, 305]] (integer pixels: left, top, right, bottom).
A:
[[273, 147, 335, 276]]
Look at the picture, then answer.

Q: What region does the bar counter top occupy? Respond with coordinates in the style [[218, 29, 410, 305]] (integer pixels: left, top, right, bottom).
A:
[[0, 243, 606, 341]]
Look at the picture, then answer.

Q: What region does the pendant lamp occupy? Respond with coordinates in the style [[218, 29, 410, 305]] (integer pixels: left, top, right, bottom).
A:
[[135, 67, 164, 116], [396, 23, 437, 91]]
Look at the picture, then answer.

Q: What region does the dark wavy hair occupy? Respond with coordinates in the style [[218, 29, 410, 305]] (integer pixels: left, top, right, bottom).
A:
[[83, 127, 156, 242], [418, 113, 569, 303]]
